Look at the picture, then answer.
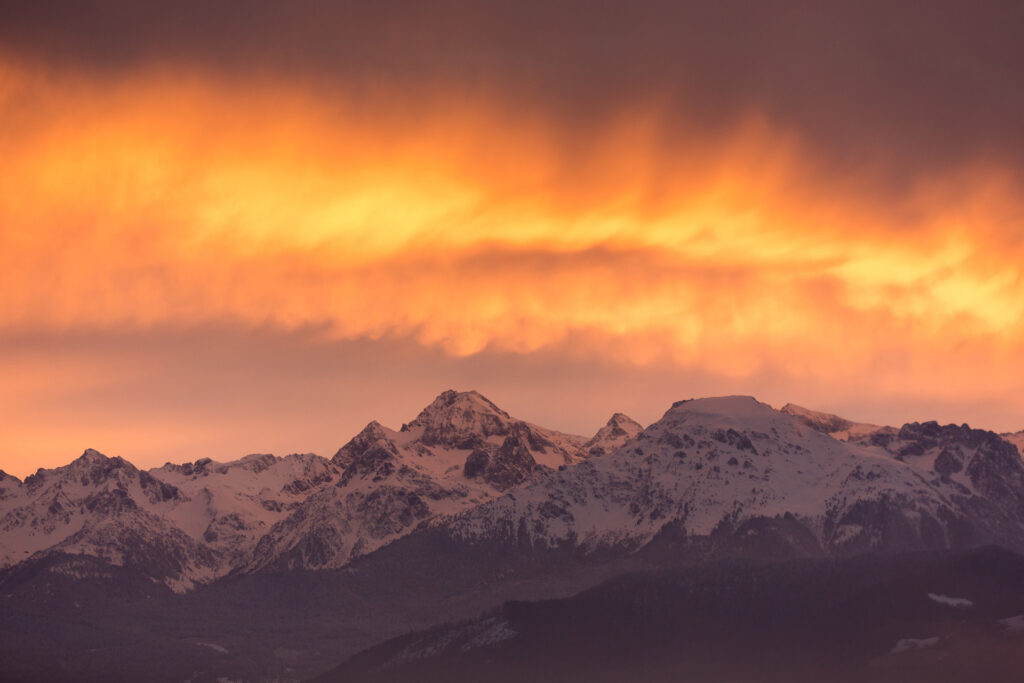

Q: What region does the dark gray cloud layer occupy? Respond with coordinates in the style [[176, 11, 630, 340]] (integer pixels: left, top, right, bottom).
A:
[[2, 1, 1024, 183]]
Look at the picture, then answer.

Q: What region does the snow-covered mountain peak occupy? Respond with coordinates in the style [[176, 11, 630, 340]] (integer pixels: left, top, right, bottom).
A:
[[0, 447, 224, 590], [424, 389, 509, 416], [663, 396, 783, 431], [22, 448, 140, 492], [584, 413, 643, 456], [244, 391, 593, 572], [401, 390, 513, 449], [659, 397, 884, 447], [332, 420, 396, 467], [69, 448, 130, 472]]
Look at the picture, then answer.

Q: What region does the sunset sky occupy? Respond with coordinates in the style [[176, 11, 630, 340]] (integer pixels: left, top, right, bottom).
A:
[[2, 1, 1024, 477]]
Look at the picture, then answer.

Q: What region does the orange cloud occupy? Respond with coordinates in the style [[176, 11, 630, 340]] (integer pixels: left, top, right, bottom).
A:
[[2, 58, 1024, 417]]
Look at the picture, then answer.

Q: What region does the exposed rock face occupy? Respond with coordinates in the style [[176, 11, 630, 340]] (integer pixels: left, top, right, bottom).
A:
[[333, 421, 394, 468], [337, 424, 403, 485], [863, 421, 1024, 524], [482, 422, 542, 490], [462, 450, 491, 479]]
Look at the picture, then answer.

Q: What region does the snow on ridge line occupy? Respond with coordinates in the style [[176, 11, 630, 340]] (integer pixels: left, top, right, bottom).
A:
[[440, 388, 1024, 565]]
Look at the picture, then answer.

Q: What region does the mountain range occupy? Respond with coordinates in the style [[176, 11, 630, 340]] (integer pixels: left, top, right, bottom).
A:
[[0, 390, 640, 591], [2, 390, 1024, 682]]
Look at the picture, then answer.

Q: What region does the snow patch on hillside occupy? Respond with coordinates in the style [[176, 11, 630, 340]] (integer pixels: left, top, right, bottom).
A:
[[928, 593, 973, 608]]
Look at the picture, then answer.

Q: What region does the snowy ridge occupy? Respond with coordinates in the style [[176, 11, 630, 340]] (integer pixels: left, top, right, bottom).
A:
[[0, 450, 221, 590], [150, 451, 340, 567], [0, 448, 344, 590], [245, 390, 597, 571], [437, 397, 1024, 558], [780, 403, 889, 441], [0, 390, 617, 586]]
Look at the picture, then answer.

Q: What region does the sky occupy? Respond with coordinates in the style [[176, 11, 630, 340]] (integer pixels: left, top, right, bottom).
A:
[[2, 1, 1024, 477]]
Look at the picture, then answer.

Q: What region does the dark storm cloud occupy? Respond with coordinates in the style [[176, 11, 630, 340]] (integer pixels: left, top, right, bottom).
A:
[[2, 1, 1023, 183]]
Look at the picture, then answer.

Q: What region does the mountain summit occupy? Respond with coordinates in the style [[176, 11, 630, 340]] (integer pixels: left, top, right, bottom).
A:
[[402, 390, 513, 447], [248, 390, 597, 571]]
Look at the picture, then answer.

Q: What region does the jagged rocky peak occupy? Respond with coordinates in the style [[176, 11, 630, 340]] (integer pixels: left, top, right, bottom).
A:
[[235, 453, 278, 473], [156, 457, 215, 478], [603, 413, 643, 436], [584, 413, 643, 456], [332, 420, 396, 467], [884, 420, 1024, 491], [24, 448, 137, 491], [402, 389, 514, 448], [70, 448, 132, 472]]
